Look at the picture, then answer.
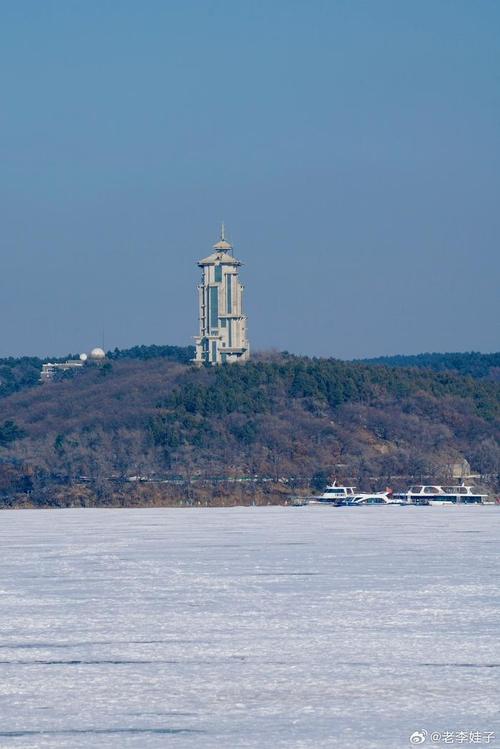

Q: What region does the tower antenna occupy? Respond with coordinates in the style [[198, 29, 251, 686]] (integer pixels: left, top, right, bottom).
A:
[[221, 221, 225, 241]]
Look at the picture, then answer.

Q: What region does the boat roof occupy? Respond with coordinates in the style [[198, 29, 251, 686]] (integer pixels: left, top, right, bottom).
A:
[[408, 484, 487, 495]]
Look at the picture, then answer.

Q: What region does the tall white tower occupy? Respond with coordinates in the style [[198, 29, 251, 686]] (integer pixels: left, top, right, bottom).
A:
[[193, 226, 250, 365]]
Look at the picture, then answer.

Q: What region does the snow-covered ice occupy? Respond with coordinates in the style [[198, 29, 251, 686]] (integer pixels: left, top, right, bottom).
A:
[[0, 506, 498, 748]]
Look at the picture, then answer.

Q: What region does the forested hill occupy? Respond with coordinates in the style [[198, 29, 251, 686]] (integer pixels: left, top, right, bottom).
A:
[[0, 345, 194, 400], [2, 347, 497, 404], [359, 352, 500, 380], [0, 353, 498, 507]]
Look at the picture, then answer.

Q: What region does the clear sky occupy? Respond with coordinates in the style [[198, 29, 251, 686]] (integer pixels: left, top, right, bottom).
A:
[[1, 0, 498, 359]]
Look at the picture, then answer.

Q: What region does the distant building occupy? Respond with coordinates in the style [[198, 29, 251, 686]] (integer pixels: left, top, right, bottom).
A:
[[40, 347, 106, 382], [193, 226, 249, 365], [40, 358, 85, 382]]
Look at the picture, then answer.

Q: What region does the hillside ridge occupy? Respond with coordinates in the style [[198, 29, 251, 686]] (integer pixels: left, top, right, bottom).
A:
[[1, 350, 498, 507]]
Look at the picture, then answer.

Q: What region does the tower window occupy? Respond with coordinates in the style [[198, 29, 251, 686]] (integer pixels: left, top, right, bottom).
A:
[[209, 286, 218, 329], [214, 265, 222, 282], [226, 274, 232, 313]]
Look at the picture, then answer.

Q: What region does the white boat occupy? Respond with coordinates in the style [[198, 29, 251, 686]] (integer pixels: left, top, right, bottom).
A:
[[351, 492, 405, 506], [313, 483, 404, 506], [393, 484, 488, 505], [313, 481, 357, 504]]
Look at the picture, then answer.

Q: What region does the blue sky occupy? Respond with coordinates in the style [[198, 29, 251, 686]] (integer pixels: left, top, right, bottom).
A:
[[1, 0, 498, 358]]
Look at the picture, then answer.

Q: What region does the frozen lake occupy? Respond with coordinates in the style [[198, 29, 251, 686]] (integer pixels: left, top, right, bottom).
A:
[[0, 506, 499, 749]]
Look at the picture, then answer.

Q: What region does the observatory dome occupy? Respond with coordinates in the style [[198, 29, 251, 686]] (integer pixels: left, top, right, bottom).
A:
[[89, 347, 106, 360]]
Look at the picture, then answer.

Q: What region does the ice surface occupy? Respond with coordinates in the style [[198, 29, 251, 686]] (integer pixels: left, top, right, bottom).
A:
[[0, 506, 498, 748]]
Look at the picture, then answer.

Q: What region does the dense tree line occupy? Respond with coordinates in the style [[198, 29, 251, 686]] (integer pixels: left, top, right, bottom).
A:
[[359, 351, 500, 380], [148, 359, 499, 483], [0, 357, 45, 399], [156, 358, 498, 420], [107, 344, 194, 363], [0, 347, 495, 403]]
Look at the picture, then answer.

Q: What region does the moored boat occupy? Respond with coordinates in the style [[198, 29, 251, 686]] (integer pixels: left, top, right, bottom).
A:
[[312, 481, 357, 505], [312, 483, 404, 506], [350, 492, 405, 506], [392, 484, 488, 505]]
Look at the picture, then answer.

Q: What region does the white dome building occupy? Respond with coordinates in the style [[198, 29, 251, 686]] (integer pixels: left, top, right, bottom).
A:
[[89, 347, 106, 360]]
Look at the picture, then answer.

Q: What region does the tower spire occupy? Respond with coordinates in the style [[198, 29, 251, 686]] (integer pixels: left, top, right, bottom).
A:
[[220, 222, 225, 241]]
